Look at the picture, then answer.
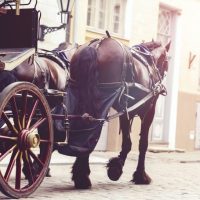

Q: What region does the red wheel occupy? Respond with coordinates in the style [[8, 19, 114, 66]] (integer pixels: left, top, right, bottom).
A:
[[0, 82, 53, 198]]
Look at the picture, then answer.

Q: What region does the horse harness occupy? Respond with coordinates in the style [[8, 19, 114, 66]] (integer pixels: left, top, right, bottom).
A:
[[38, 49, 70, 69], [89, 37, 165, 89], [131, 45, 163, 85], [33, 57, 50, 89], [32, 49, 70, 89]]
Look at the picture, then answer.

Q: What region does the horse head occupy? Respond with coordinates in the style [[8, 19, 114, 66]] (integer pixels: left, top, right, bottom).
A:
[[53, 42, 79, 63], [151, 41, 171, 78]]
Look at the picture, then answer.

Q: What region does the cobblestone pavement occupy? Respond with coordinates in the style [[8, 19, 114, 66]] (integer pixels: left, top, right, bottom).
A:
[[0, 151, 200, 200]]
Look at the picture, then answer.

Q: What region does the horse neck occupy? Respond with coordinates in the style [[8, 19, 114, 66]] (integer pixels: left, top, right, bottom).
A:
[[151, 47, 167, 79], [48, 62, 69, 90], [131, 48, 164, 88], [131, 58, 152, 88]]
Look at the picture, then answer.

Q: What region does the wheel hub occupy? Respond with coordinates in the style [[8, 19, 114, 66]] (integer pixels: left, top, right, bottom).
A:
[[18, 129, 40, 150]]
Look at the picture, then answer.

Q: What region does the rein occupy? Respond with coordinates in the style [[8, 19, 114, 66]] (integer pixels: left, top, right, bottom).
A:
[[64, 79, 166, 123]]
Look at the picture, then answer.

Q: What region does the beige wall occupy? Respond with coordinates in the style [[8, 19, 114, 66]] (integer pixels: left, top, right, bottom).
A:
[[178, 0, 200, 93], [71, 0, 88, 44], [85, 30, 130, 45], [176, 91, 200, 151], [130, 0, 159, 44], [169, 0, 200, 151]]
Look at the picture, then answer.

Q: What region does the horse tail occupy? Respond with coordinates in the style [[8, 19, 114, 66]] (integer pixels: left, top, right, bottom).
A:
[[72, 46, 99, 116]]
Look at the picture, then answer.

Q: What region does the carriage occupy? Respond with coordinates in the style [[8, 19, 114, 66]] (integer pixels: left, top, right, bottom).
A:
[[0, 0, 170, 199]]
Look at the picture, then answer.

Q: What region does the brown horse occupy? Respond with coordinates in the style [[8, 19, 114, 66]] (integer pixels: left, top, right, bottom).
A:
[[12, 43, 78, 91], [67, 37, 170, 189], [0, 43, 77, 177]]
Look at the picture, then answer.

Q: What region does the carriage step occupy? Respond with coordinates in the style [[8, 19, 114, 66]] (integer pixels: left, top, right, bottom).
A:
[[55, 142, 68, 146], [42, 89, 66, 96]]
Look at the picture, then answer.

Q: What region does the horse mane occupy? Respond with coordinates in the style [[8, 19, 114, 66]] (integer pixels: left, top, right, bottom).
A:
[[141, 41, 161, 51], [38, 53, 69, 70], [70, 46, 99, 116]]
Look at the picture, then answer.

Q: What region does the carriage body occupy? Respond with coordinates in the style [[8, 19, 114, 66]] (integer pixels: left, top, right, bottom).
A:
[[0, 3, 57, 198], [0, 2, 83, 198]]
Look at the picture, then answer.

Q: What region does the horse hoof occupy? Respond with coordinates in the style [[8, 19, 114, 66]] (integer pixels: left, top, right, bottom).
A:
[[46, 167, 51, 177], [74, 177, 92, 189], [131, 171, 151, 184], [107, 157, 123, 181]]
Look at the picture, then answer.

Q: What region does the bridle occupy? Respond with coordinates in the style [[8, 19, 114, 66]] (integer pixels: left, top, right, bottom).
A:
[[156, 50, 169, 79]]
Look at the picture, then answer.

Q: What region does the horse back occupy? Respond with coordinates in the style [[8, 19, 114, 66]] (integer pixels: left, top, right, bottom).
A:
[[96, 38, 125, 83], [70, 38, 125, 84], [40, 57, 68, 90]]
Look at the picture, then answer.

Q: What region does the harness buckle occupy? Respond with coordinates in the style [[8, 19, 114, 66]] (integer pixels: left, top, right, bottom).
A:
[[153, 84, 167, 96]]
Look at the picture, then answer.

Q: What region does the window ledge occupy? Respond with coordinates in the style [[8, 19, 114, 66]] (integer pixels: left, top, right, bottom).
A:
[[86, 27, 130, 42]]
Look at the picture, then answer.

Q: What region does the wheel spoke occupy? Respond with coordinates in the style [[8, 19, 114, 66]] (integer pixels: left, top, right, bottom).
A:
[[11, 96, 22, 131], [21, 91, 28, 129], [0, 145, 17, 162], [2, 112, 18, 135], [40, 139, 50, 143], [15, 152, 22, 190], [0, 135, 17, 141], [28, 149, 44, 168], [26, 99, 39, 129], [4, 148, 19, 182], [22, 150, 34, 184], [29, 117, 47, 133]]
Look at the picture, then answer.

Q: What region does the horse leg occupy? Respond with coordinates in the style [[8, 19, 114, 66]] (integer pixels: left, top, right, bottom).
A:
[[72, 155, 91, 189], [107, 114, 132, 181], [132, 100, 157, 184]]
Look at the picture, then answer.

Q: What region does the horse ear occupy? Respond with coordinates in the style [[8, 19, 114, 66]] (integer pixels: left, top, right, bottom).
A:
[[165, 41, 171, 52]]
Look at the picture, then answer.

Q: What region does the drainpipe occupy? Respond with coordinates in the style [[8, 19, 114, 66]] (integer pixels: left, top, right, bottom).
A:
[[165, 12, 182, 150], [72, 0, 78, 44]]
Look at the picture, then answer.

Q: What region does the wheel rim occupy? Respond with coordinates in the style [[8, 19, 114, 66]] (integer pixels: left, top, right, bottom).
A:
[[0, 82, 53, 198]]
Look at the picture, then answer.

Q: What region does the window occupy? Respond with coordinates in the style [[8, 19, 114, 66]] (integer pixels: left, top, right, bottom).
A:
[[98, 0, 106, 29], [112, 2, 120, 33], [87, 0, 126, 36], [87, 0, 96, 27], [157, 7, 173, 45]]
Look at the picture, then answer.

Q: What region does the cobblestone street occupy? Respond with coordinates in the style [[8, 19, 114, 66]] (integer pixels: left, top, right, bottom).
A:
[[1, 151, 200, 200]]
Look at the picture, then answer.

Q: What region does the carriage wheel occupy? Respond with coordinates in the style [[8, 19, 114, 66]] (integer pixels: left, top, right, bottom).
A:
[[0, 82, 53, 198]]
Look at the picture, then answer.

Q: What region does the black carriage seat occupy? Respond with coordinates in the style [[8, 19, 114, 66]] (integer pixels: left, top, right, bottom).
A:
[[37, 50, 70, 70], [0, 8, 38, 49], [0, 8, 38, 71]]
